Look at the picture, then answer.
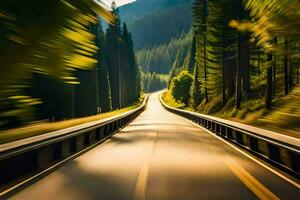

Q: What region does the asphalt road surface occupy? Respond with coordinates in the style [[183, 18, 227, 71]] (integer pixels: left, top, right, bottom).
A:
[[8, 92, 300, 200]]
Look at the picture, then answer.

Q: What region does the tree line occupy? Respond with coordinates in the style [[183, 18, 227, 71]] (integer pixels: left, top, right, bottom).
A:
[[137, 31, 193, 74], [141, 72, 168, 92], [169, 0, 300, 112], [137, 31, 193, 92]]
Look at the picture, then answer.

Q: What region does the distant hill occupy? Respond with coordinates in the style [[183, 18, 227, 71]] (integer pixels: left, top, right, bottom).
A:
[[119, 0, 192, 50]]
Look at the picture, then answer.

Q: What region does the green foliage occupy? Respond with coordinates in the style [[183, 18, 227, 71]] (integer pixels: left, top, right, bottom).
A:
[[192, 0, 253, 108], [167, 32, 194, 86], [186, 35, 197, 74], [190, 63, 202, 108], [120, 0, 193, 86], [0, 1, 142, 129], [105, 6, 141, 109], [186, 0, 300, 134], [171, 71, 193, 105], [0, 0, 114, 127], [230, 0, 300, 51], [93, 19, 112, 112], [26, 17, 113, 121]]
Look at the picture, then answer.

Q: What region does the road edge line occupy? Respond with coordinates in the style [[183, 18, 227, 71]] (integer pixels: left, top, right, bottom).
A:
[[0, 119, 137, 197], [179, 116, 300, 190]]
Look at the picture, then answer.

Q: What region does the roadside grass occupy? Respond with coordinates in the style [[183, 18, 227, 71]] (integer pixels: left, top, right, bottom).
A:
[[0, 98, 144, 144], [162, 86, 300, 139], [162, 89, 185, 109]]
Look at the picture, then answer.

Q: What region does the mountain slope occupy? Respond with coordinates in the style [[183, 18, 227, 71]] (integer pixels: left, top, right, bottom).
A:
[[119, 0, 192, 50]]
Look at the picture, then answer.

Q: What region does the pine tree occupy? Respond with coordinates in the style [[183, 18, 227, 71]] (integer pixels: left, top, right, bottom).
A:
[[94, 17, 112, 112], [190, 62, 201, 108], [186, 35, 196, 74], [206, 0, 224, 103], [121, 23, 141, 106], [105, 2, 122, 109], [193, 0, 209, 102]]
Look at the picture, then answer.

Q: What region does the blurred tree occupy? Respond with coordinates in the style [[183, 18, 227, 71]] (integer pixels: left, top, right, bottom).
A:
[[0, 0, 114, 127], [230, 0, 300, 108], [230, 0, 300, 51]]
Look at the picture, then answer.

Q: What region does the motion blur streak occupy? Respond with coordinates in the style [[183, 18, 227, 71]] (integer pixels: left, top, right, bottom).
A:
[[8, 92, 300, 200], [0, 0, 113, 129]]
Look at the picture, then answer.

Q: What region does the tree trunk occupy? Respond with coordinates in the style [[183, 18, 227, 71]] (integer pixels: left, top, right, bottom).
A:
[[284, 38, 289, 95], [289, 41, 293, 91], [221, 29, 226, 105], [242, 36, 250, 95], [273, 56, 276, 99], [257, 53, 261, 74], [297, 66, 299, 84], [266, 64, 273, 110], [227, 59, 235, 96], [204, 34, 209, 103], [222, 59, 226, 105], [236, 33, 242, 109], [272, 38, 277, 99]]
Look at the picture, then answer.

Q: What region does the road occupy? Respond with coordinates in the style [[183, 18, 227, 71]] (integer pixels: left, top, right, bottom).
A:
[[8, 92, 300, 199]]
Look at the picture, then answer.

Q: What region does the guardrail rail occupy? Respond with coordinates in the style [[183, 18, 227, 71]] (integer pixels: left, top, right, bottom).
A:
[[160, 94, 300, 177], [0, 95, 149, 189]]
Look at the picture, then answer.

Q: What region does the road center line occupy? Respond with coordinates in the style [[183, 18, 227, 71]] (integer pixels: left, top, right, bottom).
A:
[[133, 131, 157, 200], [225, 157, 280, 200]]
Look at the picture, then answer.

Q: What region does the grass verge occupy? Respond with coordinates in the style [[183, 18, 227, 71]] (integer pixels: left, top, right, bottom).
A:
[[161, 87, 300, 139], [0, 98, 144, 144]]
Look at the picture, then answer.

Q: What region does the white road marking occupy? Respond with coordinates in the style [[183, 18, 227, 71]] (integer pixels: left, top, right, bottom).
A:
[[180, 116, 300, 190]]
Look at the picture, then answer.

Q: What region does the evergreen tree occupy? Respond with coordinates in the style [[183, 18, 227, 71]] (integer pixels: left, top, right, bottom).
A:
[[193, 0, 209, 102], [187, 35, 197, 74], [105, 2, 123, 109], [190, 61, 201, 108], [94, 18, 112, 112], [122, 25, 141, 104]]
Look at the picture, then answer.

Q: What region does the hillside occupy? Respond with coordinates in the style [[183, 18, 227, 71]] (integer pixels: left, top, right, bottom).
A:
[[136, 31, 192, 74], [119, 0, 192, 49], [119, 0, 192, 79]]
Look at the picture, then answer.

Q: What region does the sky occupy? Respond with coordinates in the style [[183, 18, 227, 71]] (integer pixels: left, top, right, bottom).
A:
[[103, 0, 136, 7]]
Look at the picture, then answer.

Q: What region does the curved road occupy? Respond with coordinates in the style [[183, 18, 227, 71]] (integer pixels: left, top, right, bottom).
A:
[[9, 92, 300, 199]]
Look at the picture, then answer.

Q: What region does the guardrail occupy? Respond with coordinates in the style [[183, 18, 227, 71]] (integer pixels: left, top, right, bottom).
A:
[[0, 95, 149, 188], [159, 94, 300, 177]]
